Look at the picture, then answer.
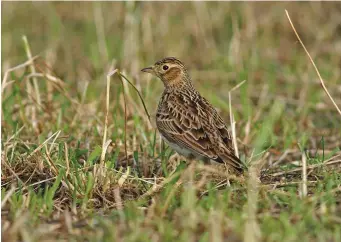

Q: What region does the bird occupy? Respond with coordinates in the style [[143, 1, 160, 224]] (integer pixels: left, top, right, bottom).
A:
[[141, 57, 245, 174]]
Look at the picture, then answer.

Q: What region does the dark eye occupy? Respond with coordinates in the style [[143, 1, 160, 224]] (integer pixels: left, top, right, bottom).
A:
[[162, 65, 169, 71]]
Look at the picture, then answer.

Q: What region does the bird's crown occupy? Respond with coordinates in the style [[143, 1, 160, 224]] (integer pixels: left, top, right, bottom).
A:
[[141, 57, 191, 89]]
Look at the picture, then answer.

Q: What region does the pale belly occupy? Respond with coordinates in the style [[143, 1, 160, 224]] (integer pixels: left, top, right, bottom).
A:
[[160, 134, 209, 162]]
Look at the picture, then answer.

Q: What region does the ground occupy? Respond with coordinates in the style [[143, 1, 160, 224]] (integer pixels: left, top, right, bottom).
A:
[[1, 2, 341, 242]]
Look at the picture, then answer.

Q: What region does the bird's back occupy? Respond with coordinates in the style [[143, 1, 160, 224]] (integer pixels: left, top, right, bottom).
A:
[[156, 87, 245, 174]]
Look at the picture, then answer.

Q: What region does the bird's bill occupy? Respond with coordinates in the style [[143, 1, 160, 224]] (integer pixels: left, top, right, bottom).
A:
[[141, 66, 154, 73]]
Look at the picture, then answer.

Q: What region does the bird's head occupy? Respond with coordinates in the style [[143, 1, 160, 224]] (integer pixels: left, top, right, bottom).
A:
[[141, 57, 190, 88]]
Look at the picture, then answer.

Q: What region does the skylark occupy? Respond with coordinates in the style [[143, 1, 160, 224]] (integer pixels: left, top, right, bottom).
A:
[[141, 57, 245, 174]]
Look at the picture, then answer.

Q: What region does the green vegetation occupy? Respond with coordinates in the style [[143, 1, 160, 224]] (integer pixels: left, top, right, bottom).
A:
[[2, 2, 341, 241]]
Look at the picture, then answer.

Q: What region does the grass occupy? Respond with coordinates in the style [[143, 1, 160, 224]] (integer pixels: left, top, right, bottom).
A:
[[2, 2, 341, 242]]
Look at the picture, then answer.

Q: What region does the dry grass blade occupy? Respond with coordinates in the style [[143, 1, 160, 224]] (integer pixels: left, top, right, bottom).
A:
[[44, 145, 59, 175], [22, 35, 41, 107], [301, 152, 307, 198], [118, 166, 130, 187], [100, 69, 117, 169], [1, 55, 39, 93], [244, 159, 262, 242], [229, 79, 247, 158], [4, 125, 25, 145], [229, 93, 238, 158], [48, 130, 61, 153], [270, 155, 341, 177], [1, 185, 16, 209], [138, 169, 183, 201], [113, 188, 124, 211], [26, 72, 80, 109], [27, 130, 61, 158], [119, 71, 128, 160], [285, 10, 341, 116], [64, 142, 70, 176]]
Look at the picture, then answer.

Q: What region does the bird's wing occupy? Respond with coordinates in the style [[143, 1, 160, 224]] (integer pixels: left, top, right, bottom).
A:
[[156, 91, 244, 173]]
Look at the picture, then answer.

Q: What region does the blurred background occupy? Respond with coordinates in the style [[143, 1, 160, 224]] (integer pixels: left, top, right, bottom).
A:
[[2, 1, 341, 154], [3, 2, 341, 83]]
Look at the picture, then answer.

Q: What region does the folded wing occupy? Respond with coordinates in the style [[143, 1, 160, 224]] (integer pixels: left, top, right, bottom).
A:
[[156, 91, 245, 173]]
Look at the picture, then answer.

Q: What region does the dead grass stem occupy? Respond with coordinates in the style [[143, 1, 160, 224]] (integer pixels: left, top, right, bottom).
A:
[[285, 10, 341, 116]]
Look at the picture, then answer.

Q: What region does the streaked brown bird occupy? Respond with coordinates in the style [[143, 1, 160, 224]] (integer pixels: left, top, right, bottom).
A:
[[141, 57, 245, 174]]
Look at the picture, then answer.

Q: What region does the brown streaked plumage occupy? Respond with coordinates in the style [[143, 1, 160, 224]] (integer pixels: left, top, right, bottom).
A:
[[141, 57, 245, 174]]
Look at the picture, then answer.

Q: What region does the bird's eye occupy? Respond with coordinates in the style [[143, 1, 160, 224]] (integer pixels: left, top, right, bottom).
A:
[[162, 65, 169, 71]]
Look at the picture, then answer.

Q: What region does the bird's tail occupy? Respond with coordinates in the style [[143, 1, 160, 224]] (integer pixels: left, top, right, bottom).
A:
[[216, 152, 247, 175]]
